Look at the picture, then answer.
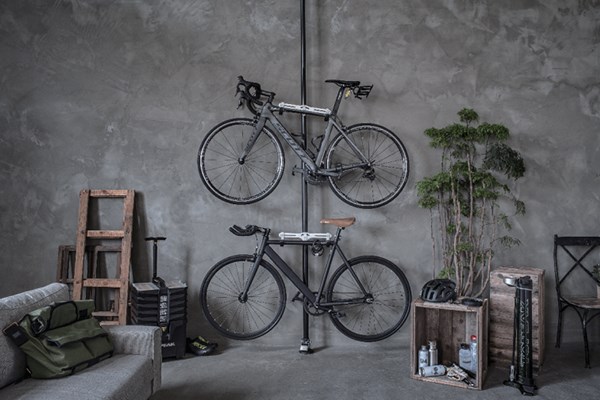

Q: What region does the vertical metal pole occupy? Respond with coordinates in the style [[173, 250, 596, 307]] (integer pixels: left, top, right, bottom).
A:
[[299, 0, 312, 354]]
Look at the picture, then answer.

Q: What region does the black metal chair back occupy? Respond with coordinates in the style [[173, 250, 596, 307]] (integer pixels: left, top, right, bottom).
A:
[[553, 235, 600, 368]]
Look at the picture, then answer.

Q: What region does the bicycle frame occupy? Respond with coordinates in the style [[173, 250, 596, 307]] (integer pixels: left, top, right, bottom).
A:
[[241, 227, 370, 311], [239, 95, 371, 177]]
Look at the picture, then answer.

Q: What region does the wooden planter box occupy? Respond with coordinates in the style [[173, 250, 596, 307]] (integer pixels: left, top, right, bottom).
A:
[[489, 267, 545, 369], [411, 299, 488, 390]]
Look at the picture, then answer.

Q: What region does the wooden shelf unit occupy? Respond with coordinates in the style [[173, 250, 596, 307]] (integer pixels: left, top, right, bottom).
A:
[[411, 298, 488, 390]]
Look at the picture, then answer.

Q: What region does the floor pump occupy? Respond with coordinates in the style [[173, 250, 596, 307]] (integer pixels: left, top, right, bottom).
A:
[[503, 275, 537, 396]]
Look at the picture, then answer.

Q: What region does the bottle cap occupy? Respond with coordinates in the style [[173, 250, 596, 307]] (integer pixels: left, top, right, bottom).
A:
[[471, 335, 477, 341]]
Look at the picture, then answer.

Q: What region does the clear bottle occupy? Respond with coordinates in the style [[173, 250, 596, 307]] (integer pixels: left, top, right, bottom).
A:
[[418, 345, 429, 368], [459, 343, 471, 371], [470, 335, 478, 374], [428, 341, 438, 366]]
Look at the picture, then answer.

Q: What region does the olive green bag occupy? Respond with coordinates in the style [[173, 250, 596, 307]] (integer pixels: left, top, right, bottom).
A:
[[3, 300, 113, 379]]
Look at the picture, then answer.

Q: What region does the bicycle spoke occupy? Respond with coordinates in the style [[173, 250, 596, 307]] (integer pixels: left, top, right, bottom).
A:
[[201, 256, 286, 340], [327, 124, 409, 208], [327, 256, 411, 341], [199, 119, 284, 205]]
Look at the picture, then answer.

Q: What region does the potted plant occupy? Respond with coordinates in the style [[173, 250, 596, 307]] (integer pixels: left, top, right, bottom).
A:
[[416, 108, 526, 299]]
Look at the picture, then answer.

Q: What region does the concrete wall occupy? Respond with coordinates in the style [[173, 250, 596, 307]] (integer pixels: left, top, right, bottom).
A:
[[1, 0, 599, 346]]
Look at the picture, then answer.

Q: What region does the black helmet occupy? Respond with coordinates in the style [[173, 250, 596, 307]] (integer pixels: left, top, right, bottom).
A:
[[420, 279, 457, 302]]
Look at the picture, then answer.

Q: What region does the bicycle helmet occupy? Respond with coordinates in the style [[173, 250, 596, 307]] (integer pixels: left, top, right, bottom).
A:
[[420, 279, 457, 303]]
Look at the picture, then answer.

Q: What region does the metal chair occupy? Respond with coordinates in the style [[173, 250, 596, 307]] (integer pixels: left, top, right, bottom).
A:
[[553, 235, 600, 368]]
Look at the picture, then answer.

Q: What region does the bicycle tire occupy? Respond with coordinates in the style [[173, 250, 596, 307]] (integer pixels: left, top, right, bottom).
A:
[[325, 123, 409, 208], [326, 255, 412, 342], [198, 118, 285, 205], [200, 254, 287, 340]]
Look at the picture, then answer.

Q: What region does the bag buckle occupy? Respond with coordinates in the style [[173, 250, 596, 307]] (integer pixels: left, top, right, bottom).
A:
[[2, 322, 28, 347]]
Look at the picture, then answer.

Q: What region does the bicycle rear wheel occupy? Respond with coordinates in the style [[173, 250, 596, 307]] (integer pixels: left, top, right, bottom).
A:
[[200, 255, 286, 340], [326, 256, 411, 342], [198, 118, 285, 205], [325, 123, 409, 208]]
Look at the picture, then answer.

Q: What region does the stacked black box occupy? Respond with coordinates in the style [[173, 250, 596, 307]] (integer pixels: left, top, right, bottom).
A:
[[130, 280, 187, 359]]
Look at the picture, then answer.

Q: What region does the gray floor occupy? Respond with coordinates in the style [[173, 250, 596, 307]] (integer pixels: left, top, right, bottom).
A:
[[150, 335, 600, 400]]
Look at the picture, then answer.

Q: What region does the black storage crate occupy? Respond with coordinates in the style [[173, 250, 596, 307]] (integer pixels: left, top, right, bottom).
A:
[[130, 280, 187, 359]]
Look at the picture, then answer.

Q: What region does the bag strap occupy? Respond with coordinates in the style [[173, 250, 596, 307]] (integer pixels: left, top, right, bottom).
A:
[[2, 322, 29, 347]]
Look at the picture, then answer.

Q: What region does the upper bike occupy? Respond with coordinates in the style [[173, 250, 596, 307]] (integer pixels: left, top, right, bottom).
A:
[[197, 76, 409, 208], [199, 217, 412, 341]]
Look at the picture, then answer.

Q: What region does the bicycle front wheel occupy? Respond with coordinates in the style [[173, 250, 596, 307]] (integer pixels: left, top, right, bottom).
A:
[[198, 118, 285, 205], [326, 256, 412, 342], [325, 124, 409, 208], [200, 255, 287, 340]]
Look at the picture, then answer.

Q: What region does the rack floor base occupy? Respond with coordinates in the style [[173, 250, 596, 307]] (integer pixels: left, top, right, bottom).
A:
[[151, 337, 600, 400]]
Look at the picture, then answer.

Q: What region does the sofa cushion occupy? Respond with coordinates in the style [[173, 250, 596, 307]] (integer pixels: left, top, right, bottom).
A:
[[0, 283, 69, 388], [0, 354, 153, 400]]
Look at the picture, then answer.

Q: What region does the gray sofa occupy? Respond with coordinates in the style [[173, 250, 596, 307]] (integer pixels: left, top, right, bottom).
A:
[[0, 283, 161, 400]]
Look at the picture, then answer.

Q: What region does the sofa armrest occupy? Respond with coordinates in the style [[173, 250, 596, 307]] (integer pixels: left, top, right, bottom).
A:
[[103, 325, 162, 394]]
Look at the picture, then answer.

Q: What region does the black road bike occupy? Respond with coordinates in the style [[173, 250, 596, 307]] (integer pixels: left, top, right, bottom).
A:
[[197, 76, 410, 208], [200, 217, 412, 341]]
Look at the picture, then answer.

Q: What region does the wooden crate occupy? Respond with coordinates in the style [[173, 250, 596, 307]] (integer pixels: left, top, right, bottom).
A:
[[489, 267, 545, 369], [411, 299, 488, 390]]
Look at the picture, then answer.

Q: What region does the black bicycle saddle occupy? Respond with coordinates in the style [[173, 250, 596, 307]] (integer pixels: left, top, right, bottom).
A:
[[325, 79, 361, 88]]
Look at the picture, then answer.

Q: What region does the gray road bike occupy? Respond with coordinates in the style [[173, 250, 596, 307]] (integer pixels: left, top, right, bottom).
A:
[[197, 76, 409, 208], [199, 217, 412, 341]]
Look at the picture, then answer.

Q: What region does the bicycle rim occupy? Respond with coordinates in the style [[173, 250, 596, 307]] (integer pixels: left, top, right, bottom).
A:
[[326, 124, 409, 208], [326, 256, 412, 342], [200, 255, 286, 340], [198, 118, 285, 205]]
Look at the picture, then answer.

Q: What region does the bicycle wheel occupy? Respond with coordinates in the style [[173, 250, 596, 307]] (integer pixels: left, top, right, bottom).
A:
[[325, 123, 409, 208], [200, 254, 287, 340], [326, 256, 412, 342], [198, 118, 285, 205]]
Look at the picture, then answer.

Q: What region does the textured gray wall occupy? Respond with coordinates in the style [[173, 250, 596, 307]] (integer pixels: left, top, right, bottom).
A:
[[1, 1, 599, 346]]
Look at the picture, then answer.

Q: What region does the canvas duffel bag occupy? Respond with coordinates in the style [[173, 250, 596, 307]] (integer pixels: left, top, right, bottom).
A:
[[3, 299, 113, 379]]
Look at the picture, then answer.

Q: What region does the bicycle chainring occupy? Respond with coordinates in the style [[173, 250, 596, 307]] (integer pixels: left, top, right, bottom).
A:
[[303, 298, 327, 316], [304, 171, 325, 185]]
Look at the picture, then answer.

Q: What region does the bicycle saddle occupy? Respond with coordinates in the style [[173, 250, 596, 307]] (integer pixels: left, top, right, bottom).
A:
[[325, 79, 361, 88], [320, 217, 356, 228]]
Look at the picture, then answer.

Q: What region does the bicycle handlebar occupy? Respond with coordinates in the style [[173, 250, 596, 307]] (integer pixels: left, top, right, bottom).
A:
[[229, 224, 263, 236], [236, 76, 275, 116]]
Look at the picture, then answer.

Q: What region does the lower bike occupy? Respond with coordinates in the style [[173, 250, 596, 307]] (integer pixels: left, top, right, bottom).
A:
[[200, 217, 412, 341]]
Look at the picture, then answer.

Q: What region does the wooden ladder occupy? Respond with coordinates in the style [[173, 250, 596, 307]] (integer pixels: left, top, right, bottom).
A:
[[72, 189, 135, 325]]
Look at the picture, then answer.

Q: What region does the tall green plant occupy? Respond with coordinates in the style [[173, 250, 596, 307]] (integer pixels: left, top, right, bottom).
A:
[[417, 109, 526, 298]]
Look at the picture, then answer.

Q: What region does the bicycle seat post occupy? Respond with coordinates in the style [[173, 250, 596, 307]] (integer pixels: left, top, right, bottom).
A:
[[330, 86, 346, 117]]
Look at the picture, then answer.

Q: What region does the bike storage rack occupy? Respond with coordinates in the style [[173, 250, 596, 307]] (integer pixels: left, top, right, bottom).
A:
[[298, 0, 313, 354]]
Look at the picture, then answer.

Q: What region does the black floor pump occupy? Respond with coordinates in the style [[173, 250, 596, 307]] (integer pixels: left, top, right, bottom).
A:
[[147, 236, 166, 286], [503, 275, 537, 396]]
